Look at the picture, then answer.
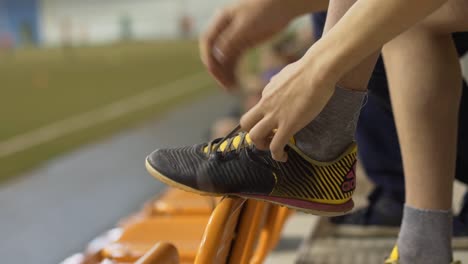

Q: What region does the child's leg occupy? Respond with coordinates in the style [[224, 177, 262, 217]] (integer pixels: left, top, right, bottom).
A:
[[381, 5, 468, 262], [323, 0, 380, 91], [384, 32, 461, 211], [294, 0, 380, 161]]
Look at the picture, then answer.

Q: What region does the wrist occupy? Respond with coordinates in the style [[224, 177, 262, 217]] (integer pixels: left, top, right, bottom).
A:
[[302, 42, 345, 92]]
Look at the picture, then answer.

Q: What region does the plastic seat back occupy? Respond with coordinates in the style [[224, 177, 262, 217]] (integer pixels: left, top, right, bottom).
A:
[[101, 196, 291, 264], [228, 200, 271, 263], [251, 206, 293, 264], [135, 242, 179, 264], [102, 216, 209, 263], [151, 188, 218, 216], [194, 197, 246, 264], [195, 197, 283, 264]]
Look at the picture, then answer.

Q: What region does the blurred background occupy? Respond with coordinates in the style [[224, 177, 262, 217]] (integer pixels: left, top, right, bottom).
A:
[[0, 0, 312, 263]]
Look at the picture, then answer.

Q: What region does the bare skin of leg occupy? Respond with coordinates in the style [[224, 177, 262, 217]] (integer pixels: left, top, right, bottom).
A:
[[382, 2, 468, 210], [324, 0, 380, 91]]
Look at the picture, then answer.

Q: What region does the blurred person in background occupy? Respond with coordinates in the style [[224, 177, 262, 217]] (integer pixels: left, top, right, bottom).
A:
[[179, 13, 194, 39], [0, 32, 13, 53], [60, 18, 73, 49]]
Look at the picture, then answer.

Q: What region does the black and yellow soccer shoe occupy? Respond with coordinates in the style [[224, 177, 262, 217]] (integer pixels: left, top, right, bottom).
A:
[[146, 125, 357, 216]]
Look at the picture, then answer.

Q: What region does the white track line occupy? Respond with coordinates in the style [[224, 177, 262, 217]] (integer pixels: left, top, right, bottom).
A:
[[0, 72, 211, 158]]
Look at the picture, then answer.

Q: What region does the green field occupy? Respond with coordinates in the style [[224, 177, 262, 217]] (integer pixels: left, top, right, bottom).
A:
[[0, 41, 214, 182]]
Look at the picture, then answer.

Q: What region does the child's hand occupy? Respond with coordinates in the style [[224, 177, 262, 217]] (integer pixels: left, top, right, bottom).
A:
[[240, 58, 337, 162]]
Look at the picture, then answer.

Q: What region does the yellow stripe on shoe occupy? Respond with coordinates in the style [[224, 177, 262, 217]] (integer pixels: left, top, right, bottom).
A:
[[270, 143, 357, 205]]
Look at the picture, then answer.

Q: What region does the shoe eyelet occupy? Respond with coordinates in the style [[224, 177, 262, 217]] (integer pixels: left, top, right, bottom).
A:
[[209, 152, 221, 161]]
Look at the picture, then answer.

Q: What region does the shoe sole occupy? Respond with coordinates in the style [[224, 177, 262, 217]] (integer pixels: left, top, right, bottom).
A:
[[146, 159, 354, 217]]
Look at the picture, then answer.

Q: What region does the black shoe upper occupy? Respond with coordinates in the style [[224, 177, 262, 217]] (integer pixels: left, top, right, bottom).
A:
[[147, 143, 276, 194], [147, 125, 357, 202]]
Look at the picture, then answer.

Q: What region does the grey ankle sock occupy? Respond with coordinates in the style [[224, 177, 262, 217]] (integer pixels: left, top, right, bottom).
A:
[[397, 205, 453, 264], [294, 86, 366, 161]]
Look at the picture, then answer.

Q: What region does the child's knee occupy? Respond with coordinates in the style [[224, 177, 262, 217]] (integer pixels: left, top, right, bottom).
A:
[[419, 0, 468, 34]]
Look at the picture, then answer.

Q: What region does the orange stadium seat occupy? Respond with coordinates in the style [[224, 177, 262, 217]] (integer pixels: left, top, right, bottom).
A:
[[83, 195, 293, 264], [135, 242, 180, 264], [150, 188, 219, 216], [251, 206, 293, 263], [101, 216, 209, 263], [193, 197, 246, 263], [222, 199, 270, 263], [132, 197, 294, 264], [117, 188, 219, 228]]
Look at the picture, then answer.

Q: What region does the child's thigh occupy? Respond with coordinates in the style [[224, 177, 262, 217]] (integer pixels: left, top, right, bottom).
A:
[[420, 0, 468, 33]]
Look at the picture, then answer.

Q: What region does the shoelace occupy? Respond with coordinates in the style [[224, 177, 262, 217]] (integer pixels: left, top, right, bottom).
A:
[[207, 124, 253, 157]]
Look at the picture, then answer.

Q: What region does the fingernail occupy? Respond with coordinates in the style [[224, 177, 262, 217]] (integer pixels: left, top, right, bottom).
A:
[[212, 46, 225, 63]]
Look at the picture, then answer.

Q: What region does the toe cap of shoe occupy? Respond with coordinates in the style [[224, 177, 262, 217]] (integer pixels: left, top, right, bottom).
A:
[[147, 149, 176, 174], [146, 148, 202, 189]]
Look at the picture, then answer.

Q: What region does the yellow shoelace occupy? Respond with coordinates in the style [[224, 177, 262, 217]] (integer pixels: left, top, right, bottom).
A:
[[204, 125, 253, 155]]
